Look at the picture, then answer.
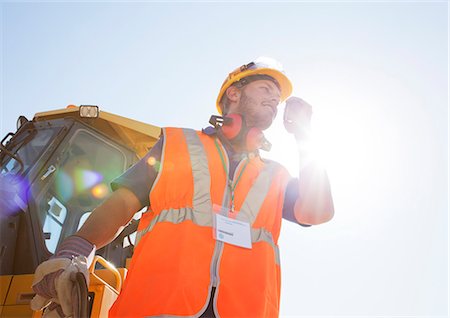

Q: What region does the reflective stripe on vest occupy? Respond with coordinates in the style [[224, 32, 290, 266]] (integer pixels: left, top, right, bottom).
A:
[[136, 206, 280, 266], [184, 129, 212, 214]]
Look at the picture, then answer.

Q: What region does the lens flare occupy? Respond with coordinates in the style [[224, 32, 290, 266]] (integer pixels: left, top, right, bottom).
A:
[[0, 174, 30, 217], [74, 168, 103, 192], [54, 171, 74, 201], [147, 156, 156, 166], [91, 183, 109, 199], [147, 156, 161, 172]]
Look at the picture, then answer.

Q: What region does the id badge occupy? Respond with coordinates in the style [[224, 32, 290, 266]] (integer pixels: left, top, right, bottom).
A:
[[213, 204, 252, 249]]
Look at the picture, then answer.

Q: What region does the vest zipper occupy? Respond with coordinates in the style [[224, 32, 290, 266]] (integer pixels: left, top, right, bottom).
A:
[[210, 138, 249, 288], [210, 139, 228, 288]]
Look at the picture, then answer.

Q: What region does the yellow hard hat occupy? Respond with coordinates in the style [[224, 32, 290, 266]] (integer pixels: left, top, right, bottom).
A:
[[216, 57, 293, 114]]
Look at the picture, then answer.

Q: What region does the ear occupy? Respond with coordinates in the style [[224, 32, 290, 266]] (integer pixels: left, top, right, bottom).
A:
[[225, 85, 241, 103]]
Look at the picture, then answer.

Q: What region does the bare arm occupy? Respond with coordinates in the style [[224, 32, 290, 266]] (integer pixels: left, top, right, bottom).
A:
[[294, 162, 334, 225], [284, 97, 334, 225], [76, 187, 142, 248]]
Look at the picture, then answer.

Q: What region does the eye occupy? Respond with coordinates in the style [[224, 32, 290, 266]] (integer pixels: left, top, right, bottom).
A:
[[260, 86, 270, 93]]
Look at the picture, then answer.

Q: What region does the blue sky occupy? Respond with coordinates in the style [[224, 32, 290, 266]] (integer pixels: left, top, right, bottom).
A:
[[1, 2, 448, 317]]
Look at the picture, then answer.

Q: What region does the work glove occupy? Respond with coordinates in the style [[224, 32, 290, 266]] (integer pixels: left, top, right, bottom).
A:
[[31, 236, 96, 317]]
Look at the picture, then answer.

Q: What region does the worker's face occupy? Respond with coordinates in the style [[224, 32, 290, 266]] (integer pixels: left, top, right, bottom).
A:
[[234, 80, 281, 130]]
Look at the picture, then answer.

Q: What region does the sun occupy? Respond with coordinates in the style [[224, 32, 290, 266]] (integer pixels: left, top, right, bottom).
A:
[[264, 101, 358, 181], [263, 109, 328, 177]]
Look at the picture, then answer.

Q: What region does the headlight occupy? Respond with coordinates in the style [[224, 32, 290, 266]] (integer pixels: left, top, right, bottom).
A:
[[79, 105, 99, 118]]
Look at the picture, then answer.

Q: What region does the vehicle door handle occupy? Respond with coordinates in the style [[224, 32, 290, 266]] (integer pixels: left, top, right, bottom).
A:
[[41, 165, 56, 180]]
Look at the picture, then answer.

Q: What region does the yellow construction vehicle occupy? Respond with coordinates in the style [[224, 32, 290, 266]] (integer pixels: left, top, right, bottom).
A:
[[0, 105, 161, 317]]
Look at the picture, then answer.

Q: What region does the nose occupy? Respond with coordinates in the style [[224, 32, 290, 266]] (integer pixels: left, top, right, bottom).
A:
[[264, 99, 279, 117], [268, 95, 280, 108], [270, 90, 281, 105]]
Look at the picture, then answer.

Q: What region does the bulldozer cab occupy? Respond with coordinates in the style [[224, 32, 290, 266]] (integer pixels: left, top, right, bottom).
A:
[[0, 105, 160, 317]]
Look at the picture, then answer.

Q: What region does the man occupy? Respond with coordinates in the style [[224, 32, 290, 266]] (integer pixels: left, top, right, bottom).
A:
[[31, 57, 334, 317]]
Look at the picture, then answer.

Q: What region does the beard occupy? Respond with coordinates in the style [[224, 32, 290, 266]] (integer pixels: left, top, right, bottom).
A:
[[237, 91, 274, 131]]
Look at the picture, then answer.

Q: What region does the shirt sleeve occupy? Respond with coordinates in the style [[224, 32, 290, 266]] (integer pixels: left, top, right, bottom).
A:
[[282, 178, 312, 227], [110, 137, 163, 209]]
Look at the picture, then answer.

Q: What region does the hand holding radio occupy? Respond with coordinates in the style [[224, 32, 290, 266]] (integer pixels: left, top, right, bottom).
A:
[[283, 97, 312, 140]]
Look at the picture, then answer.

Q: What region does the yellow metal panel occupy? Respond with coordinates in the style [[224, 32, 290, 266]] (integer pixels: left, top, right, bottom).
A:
[[5, 275, 34, 306], [33, 106, 161, 141], [100, 110, 161, 140], [32, 105, 161, 159], [0, 276, 12, 305], [34, 107, 78, 119], [91, 268, 127, 293], [89, 284, 119, 318], [32, 309, 42, 318], [2, 272, 123, 317], [1, 304, 33, 317]]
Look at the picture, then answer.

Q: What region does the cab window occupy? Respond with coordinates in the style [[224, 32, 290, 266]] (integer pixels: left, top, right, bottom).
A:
[[38, 130, 127, 253]]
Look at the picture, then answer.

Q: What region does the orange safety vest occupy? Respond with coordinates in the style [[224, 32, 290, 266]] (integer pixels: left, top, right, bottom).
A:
[[109, 128, 291, 318]]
